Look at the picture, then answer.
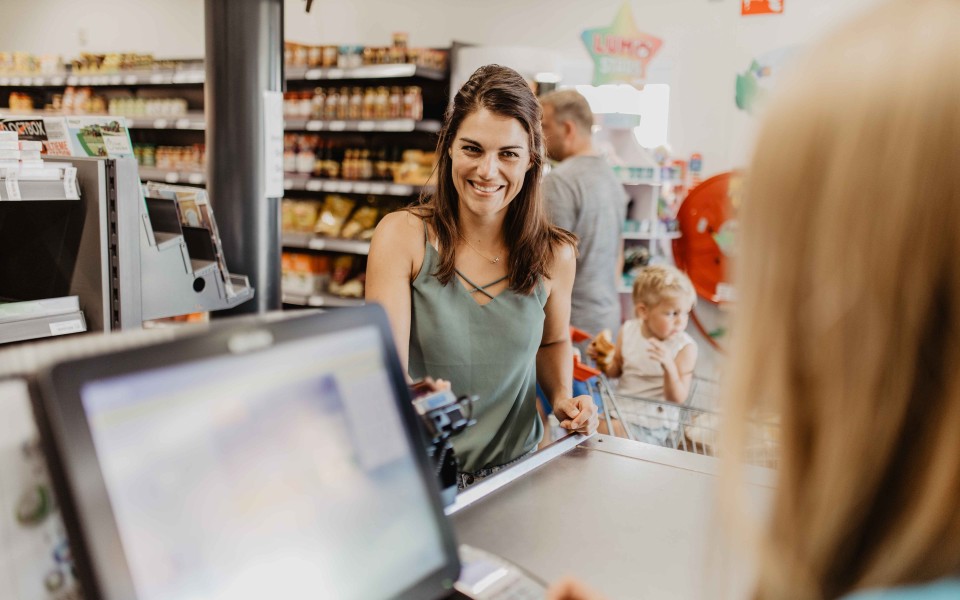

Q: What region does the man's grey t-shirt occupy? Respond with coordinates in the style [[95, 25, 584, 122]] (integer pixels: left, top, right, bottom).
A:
[[543, 155, 628, 339]]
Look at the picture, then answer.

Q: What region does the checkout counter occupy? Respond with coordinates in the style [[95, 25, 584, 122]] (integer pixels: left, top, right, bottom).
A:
[[449, 434, 775, 599]]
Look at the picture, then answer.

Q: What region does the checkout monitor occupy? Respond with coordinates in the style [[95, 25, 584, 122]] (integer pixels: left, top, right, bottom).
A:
[[34, 307, 462, 600]]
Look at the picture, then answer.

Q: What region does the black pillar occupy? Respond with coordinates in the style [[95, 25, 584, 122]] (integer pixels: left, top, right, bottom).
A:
[[205, 0, 283, 314]]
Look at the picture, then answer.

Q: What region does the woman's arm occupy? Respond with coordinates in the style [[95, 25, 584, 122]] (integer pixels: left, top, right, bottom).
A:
[[649, 341, 698, 404], [364, 211, 423, 373], [537, 242, 598, 434]]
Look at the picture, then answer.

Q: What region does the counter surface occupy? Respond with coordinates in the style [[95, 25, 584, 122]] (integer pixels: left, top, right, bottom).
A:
[[450, 435, 774, 599]]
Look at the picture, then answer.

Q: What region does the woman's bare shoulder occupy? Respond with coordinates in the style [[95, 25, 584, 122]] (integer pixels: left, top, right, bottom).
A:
[[374, 210, 426, 246]]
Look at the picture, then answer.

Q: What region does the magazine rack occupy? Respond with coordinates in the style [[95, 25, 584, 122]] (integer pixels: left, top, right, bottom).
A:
[[42, 156, 254, 330]]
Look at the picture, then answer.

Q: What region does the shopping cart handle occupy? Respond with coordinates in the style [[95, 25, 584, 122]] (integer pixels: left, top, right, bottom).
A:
[[570, 326, 592, 343], [573, 355, 602, 382]]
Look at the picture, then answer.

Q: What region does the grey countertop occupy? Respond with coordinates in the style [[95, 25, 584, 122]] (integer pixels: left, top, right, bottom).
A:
[[450, 435, 774, 599]]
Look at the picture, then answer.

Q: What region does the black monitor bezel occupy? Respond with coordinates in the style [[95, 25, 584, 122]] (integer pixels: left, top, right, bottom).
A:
[[34, 306, 461, 600]]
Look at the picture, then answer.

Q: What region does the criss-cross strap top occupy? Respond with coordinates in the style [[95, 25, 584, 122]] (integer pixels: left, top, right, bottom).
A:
[[454, 269, 508, 300], [408, 218, 548, 473]]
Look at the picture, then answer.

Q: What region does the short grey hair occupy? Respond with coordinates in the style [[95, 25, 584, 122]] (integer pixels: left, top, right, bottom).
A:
[[540, 89, 594, 136]]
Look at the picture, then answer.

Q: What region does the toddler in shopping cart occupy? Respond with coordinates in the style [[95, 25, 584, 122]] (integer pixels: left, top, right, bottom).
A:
[[589, 265, 698, 445]]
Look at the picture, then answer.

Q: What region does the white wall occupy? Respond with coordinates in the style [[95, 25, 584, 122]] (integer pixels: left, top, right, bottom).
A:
[[0, 0, 884, 171], [1, 0, 204, 58]]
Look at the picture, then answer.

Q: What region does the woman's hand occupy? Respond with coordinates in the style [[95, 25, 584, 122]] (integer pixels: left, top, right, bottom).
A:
[[553, 395, 599, 435], [547, 577, 605, 600], [408, 376, 451, 398]]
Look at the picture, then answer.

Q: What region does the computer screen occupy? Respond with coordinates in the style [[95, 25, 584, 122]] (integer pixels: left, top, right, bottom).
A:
[[74, 323, 447, 600]]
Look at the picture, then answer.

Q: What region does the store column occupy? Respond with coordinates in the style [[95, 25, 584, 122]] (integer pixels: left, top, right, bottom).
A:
[[205, 0, 284, 314]]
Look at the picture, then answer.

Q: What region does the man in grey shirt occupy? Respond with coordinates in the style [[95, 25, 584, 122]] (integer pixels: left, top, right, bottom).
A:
[[541, 89, 628, 342]]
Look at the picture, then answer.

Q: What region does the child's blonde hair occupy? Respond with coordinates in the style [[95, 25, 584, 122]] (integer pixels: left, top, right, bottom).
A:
[[631, 265, 696, 309]]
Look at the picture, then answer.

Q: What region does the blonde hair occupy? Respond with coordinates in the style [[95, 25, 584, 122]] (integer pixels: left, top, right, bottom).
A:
[[539, 89, 594, 136], [631, 264, 695, 309], [723, 1, 960, 598]]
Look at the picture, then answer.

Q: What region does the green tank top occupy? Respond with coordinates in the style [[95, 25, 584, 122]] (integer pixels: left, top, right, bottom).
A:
[[408, 223, 547, 473]]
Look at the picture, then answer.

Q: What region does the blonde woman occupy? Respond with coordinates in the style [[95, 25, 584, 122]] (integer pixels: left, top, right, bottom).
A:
[[549, 0, 960, 598]]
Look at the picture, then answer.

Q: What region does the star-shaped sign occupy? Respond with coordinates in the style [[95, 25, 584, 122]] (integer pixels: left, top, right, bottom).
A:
[[581, 3, 663, 87]]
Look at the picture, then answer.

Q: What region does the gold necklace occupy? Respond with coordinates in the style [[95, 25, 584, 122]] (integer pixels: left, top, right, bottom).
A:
[[460, 235, 501, 264]]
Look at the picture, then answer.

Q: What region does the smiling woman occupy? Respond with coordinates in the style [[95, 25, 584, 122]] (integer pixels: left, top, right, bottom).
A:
[[365, 64, 598, 487]]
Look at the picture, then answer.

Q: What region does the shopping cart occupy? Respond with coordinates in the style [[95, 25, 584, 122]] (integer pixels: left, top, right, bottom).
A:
[[588, 374, 779, 469]]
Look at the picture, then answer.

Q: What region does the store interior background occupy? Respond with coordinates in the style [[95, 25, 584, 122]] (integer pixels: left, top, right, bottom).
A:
[[2, 0, 885, 377]]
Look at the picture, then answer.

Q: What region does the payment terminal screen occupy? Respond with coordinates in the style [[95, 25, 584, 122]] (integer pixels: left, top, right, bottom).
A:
[[79, 326, 445, 600]]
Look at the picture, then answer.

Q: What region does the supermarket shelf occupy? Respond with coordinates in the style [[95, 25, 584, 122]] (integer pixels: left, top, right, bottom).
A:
[[286, 64, 447, 82], [0, 310, 87, 344], [282, 292, 365, 308], [0, 64, 446, 88], [125, 113, 206, 130], [622, 231, 681, 241], [283, 118, 441, 133], [282, 175, 426, 197], [281, 232, 371, 255], [620, 179, 663, 187], [138, 167, 206, 185], [0, 69, 205, 87]]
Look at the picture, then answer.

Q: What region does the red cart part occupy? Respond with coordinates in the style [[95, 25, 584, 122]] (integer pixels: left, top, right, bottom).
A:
[[573, 355, 602, 382], [569, 325, 592, 343]]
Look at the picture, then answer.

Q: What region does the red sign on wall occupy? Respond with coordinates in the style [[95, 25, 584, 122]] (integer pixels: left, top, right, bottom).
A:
[[742, 0, 784, 15]]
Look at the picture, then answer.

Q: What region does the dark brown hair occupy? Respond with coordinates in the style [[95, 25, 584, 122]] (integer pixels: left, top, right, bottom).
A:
[[414, 64, 576, 294]]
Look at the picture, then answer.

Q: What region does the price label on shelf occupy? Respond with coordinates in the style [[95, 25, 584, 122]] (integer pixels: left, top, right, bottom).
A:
[[305, 69, 322, 80], [175, 118, 191, 129], [172, 72, 187, 84], [66, 76, 78, 86], [149, 73, 166, 84], [49, 319, 85, 335], [32, 77, 44, 86], [62, 167, 79, 199], [357, 121, 375, 132], [381, 120, 410, 132], [0, 77, 9, 86], [388, 184, 413, 196], [353, 182, 371, 194], [308, 238, 327, 250], [124, 75, 138, 85], [321, 181, 338, 192], [10, 77, 21, 85], [187, 71, 204, 83], [80, 76, 92, 85], [188, 173, 204, 185], [336, 182, 352, 193], [164, 172, 180, 184], [51, 76, 65, 86], [305, 180, 323, 192], [328, 121, 346, 131], [283, 179, 294, 190], [305, 121, 323, 131], [326, 69, 344, 79], [369, 183, 387, 195], [109, 75, 123, 85], [4, 171, 21, 200], [153, 119, 169, 129]]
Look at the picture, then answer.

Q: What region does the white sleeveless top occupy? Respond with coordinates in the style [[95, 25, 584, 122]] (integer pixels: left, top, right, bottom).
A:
[[615, 319, 695, 429]]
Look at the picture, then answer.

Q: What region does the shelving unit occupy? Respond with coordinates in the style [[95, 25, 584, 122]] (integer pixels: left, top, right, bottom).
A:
[[280, 51, 449, 309], [618, 167, 685, 297]]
